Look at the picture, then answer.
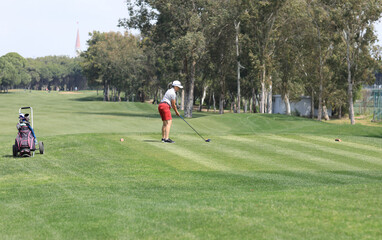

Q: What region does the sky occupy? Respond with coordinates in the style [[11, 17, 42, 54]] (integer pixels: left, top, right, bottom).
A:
[[0, 0, 132, 58], [1, 1, 382, 59]]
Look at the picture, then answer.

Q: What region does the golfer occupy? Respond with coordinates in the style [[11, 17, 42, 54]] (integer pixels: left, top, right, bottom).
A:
[[158, 80, 183, 143]]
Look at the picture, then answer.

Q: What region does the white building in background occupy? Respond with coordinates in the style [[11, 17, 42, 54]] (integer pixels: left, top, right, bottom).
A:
[[272, 95, 332, 117], [75, 22, 81, 57]]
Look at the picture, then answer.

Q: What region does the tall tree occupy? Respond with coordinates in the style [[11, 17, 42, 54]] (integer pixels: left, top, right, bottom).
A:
[[306, 0, 335, 121], [121, 0, 209, 117], [274, 0, 309, 115], [0, 52, 30, 91], [241, 0, 286, 114], [81, 31, 143, 101], [325, 0, 382, 124], [205, 0, 237, 114]]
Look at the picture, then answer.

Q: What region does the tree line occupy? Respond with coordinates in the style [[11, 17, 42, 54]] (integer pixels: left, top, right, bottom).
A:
[[0, 53, 86, 92], [2, 0, 382, 125], [103, 0, 379, 124]]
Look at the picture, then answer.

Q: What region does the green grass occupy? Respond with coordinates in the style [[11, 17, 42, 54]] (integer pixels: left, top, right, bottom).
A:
[[1, 90, 382, 239]]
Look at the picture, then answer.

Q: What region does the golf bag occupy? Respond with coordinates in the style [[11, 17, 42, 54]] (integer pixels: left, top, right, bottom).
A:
[[15, 125, 35, 157]]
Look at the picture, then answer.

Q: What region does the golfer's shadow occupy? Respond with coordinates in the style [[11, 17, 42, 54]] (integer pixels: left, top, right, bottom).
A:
[[143, 140, 162, 143], [2, 155, 14, 158]]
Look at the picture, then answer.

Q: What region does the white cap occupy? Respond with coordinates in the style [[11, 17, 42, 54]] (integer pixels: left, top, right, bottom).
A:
[[172, 80, 183, 89]]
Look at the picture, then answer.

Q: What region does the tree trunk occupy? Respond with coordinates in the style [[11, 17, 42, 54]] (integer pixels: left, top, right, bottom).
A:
[[317, 27, 323, 121], [104, 82, 109, 102], [219, 75, 225, 114], [107, 84, 111, 102], [264, 90, 268, 114], [237, 66, 241, 114], [235, 21, 241, 114], [251, 87, 256, 113], [113, 87, 117, 102], [260, 65, 266, 113], [249, 97, 253, 113], [198, 85, 208, 112], [244, 98, 248, 113], [219, 92, 224, 114], [181, 89, 185, 110], [345, 31, 355, 125], [267, 79, 272, 114], [140, 90, 145, 103], [284, 93, 291, 115], [185, 58, 196, 118], [317, 82, 323, 121], [183, 57, 189, 112], [230, 93, 236, 113], [207, 90, 212, 112], [323, 104, 330, 121], [339, 105, 342, 119], [255, 89, 260, 113], [118, 90, 121, 102], [311, 89, 315, 119], [230, 94, 237, 113], [213, 91, 216, 113], [152, 89, 158, 104]]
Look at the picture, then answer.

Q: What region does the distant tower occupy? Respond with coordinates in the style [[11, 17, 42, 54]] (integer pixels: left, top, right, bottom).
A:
[[75, 22, 81, 56]]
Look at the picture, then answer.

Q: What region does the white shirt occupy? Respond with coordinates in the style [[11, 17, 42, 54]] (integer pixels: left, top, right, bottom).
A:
[[161, 88, 176, 105]]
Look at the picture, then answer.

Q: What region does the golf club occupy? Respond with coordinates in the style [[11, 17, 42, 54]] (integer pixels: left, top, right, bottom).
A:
[[179, 115, 211, 142]]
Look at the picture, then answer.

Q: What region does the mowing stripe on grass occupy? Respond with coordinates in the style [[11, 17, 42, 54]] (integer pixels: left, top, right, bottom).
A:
[[293, 135, 382, 166], [179, 134, 328, 171], [221, 135, 362, 171], [140, 134, 379, 186], [131, 135, 231, 171], [297, 135, 382, 154], [180, 135, 304, 171], [121, 136, 210, 172], [2, 91, 382, 239], [6, 151, 144, 239], [131, 135, 327, 186], [180, 134, 368, 173], [216, 135, 382, 184], [262, 135, 382, 169], [257, 135, 376, 170], [161, 136, 326, 185]]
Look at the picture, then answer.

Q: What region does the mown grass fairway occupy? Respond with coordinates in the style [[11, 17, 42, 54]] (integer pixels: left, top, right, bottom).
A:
[[1, 91, 382, 239]]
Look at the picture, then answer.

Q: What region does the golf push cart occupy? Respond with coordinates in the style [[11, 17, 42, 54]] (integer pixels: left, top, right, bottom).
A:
[[13, 107, 44, 157]]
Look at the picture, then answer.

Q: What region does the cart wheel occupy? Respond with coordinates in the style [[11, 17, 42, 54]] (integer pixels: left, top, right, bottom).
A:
[[39, 141, 44, 154], [13, 145, 17, 157]]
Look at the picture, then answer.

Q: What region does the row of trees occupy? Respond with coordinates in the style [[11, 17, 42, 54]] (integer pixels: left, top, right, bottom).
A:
[[0, 53, 86, 92], [3, 0, 381, 124], [96, 0, 381, 124], [80, 31, 146, 101]]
